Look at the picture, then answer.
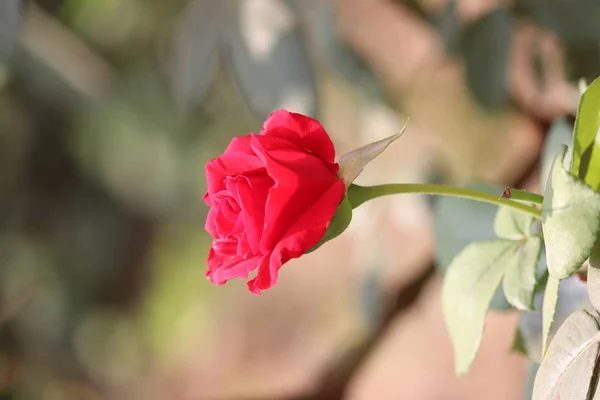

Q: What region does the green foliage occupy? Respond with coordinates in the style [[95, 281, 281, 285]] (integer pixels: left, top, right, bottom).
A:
[[504, 74, 600, 398], [443, 238, 543, 373], [494, 206, 534, 240], [540, 118, 573, 193], [542, 150, 600, 279], [442, 240, 513, 375], [573, 77, 600, 191], [525, 86, 600, 395], [494, 207, 541, 311], [541, 276, 560, 356], [440, 195, 543, 373], [433, 184, 514, 311], [501, 237, 542, 312], [442, 220, 541, 373]]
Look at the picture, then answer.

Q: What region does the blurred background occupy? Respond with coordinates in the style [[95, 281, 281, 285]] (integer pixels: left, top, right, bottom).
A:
[[0, 0, 597, 398]]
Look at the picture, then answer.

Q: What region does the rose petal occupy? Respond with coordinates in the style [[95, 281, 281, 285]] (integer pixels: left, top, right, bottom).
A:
[[205, 152, 265, 199], [207, 249, 262, 285], [223, 136, 254, 154], [247, 179, 345, 294], [261, 110, 337, 167], [205, 191, 234, 238], [228, 175, 273, 255], [250, 134, 343, 254], [236, 231, 253, 259]]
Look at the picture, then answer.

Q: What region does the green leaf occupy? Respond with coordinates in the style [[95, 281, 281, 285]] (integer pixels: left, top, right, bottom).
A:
[[542, 149, 600, 279], [533, 310, 600, 400], [442, 240, 514, 375], [337, 122, 408, 188], [433, 184, 514, 310], [306, 196, 352, 253], [540, 118, 573, 194], [494, 206, 534, 239], [542, 275, 560, 356], [517, 271, 590, 363], [573, 76, 600, 191], [502, 237, 542, 311]]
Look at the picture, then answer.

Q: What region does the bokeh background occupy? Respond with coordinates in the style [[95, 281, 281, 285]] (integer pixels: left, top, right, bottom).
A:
[[0, 0, 597, 399]]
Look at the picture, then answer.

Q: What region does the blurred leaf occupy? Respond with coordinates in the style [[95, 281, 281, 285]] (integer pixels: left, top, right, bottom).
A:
[[434, 183, 512, 310], [542, 150, 600, 279], [224, 0, 317, 120], [0, 0, 20, 64], [462, 8, 512, 109], [74, 102, 183, 215], [540, 118, 573, 193], [302, 0, 384, 99], [339, 125, 406, 189], [530, 0, 600, 45], [565, 42, 600, 84], [542, 275, 560, 355], [435, 0, 461, 55], [533, 310, 600, 400], [573, 77, 600, 191], [442, 240, 514, 374], [71, 68, 205, 216], [494, 206, 534, 239], [168, 0, 222, 109], [61, 0, 152, 51]]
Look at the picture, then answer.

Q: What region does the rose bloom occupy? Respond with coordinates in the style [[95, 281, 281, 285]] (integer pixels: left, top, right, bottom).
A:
[[203, 110, 346, 294]]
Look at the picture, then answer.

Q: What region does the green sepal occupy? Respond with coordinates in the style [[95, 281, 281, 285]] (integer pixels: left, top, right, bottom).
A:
[[306, 196, 353, 253]]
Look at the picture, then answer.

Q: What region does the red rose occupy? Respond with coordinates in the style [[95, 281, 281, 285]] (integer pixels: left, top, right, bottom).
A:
[[203, 110, 346, 294]]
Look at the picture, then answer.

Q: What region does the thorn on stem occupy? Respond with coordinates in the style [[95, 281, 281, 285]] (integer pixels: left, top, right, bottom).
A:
[[501, 188, 512, 199]]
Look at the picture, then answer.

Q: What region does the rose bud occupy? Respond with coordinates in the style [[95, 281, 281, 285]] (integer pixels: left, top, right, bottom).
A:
[[203, 109, 405, 294]]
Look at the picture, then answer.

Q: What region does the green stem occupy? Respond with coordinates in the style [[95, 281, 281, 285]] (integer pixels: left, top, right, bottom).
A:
[[347, 184, 543, 220], [502, 188, 544, 205]]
